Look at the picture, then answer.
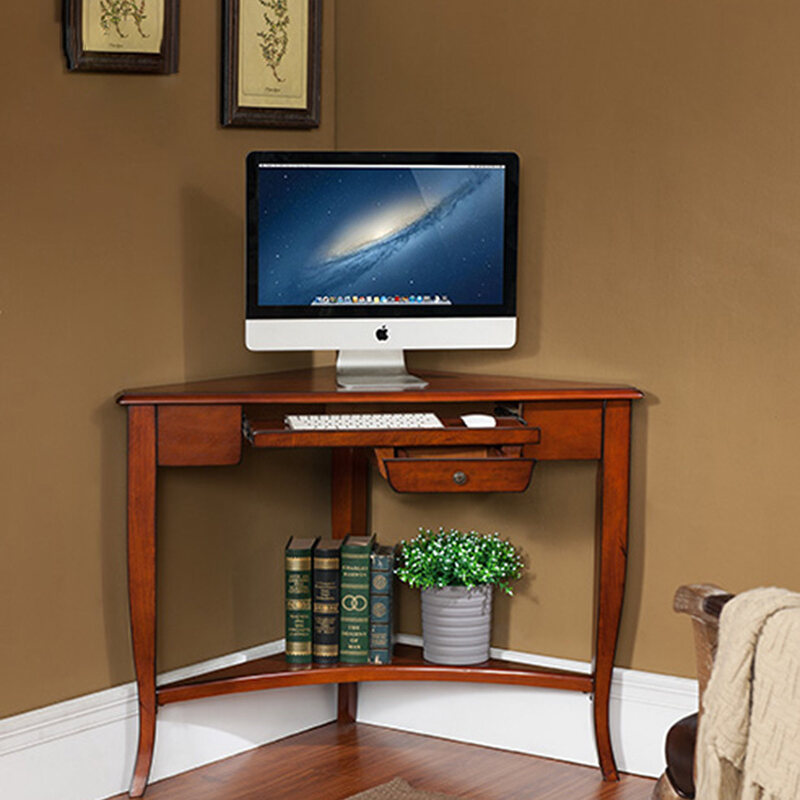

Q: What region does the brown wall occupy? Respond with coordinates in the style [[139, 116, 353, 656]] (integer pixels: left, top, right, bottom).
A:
[[0, 2, 336, 718], [335, 0, 800, 674], [3, 0, 800, 720]]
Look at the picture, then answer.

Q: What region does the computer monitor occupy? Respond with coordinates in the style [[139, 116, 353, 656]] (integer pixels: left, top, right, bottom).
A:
[[245, 151, 519, 390]]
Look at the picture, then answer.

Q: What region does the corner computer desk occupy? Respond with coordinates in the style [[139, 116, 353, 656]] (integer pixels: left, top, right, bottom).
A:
[[117, 367, 643, 797]]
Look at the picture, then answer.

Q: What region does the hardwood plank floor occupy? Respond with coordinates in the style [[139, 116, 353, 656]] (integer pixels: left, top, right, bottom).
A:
[[111, 722, 656, 800]]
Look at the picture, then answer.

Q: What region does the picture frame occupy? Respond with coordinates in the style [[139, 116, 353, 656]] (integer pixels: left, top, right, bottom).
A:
[[63, 0, 180, 74], [222, 0, 321, 128]]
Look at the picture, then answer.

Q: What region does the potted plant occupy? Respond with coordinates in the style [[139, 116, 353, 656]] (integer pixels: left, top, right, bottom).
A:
[[395, 527, 524, 665]]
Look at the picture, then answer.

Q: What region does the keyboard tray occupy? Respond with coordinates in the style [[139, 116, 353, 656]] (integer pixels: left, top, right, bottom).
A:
[[243, 415, 541, 449]]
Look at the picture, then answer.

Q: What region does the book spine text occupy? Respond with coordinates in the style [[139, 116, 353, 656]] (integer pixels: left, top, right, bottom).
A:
[[285, 547, 313, 664], [313, 550, 341, 664], [340, 548, 371, 663], [369, 549, 394, 664]]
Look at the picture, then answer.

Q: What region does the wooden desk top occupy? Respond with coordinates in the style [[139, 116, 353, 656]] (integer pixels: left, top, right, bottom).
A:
[[118, 367, 643, 406]]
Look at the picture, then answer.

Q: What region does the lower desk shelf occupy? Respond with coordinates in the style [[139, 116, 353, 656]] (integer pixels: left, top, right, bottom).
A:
[[156, 643, 593, 705]]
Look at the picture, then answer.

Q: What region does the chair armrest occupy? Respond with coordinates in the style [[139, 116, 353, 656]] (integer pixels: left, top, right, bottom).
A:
[[652, 585, 736, 800], [673, 583, 733, 622], [673, 584, 734, 700]]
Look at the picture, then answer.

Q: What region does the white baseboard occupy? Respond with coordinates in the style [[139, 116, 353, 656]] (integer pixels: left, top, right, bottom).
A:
[[0, 638, 696, 800], [359, 634, 698, 778], [0, 640, 337, 800]]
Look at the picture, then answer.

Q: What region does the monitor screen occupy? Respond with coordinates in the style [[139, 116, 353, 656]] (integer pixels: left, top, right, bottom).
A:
[[246, 151, 518, 320], [245, 151, 518, 387]]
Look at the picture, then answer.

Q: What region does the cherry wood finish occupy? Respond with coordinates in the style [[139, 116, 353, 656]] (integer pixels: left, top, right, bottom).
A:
[[157, 643, 593, 704], [377, 452, 536, 493], [338, 682, 359, 725], [117, 368, 642, 796], [108, 722, 656, 800], [331, 447, 369, 540], [330, 446, 369, 721], [523, 401, 604, 460], [591, 401, 634, 781], [126, 407, 158, 798], [157, 405, 242, 466], [117, 367, 643, 406]]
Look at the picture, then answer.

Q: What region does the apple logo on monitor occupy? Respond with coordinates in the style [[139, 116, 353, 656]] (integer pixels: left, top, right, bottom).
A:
[[375, 325, 389, 342]]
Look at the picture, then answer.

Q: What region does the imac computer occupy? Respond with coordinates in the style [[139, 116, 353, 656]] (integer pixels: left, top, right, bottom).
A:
[[245, 151, 519, 390]]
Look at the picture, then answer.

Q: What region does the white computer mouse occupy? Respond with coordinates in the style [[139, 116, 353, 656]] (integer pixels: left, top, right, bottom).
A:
[[460, 413, 497, 429]]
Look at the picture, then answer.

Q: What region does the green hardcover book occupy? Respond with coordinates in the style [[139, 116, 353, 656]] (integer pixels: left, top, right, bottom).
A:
[[339, 534, 376, 664], [313, 538, 343, 665], [369, 544, 395, 664], [285, 536, 318, 665]]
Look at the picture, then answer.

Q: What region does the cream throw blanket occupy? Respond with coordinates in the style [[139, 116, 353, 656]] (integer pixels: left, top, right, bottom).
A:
[[696, 587, 800, 800]]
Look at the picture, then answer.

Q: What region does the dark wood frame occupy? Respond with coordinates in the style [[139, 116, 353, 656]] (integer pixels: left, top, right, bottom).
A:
[[221, 0, 321, 128], [117, 367, 642, 797], [63, 0, 180, 74]]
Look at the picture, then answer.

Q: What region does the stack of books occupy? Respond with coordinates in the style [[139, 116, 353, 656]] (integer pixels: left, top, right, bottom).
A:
[[284, 535, 396, 666]]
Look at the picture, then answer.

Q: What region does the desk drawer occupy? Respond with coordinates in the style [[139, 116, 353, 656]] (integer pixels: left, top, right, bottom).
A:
[[374, 446, 535, 493], [522, 402, 604, 460], [157, 405, 242, 466]]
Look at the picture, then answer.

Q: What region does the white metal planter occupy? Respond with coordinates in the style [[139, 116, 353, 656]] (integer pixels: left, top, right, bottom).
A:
[[420, 584, 492, 665]]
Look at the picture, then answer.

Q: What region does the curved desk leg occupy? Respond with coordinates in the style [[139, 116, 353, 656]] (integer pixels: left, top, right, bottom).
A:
[[127, 406, 158, 797], [592, 400, 632, 781]]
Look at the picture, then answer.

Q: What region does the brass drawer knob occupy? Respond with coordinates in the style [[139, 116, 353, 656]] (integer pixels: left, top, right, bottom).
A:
[[452, 470, 468, 486]]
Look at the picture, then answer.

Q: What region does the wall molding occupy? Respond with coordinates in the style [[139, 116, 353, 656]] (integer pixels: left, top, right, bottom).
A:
[[0, 638, 696, 800], [0, 640, 337, 800], [363, 634, 697, 778]]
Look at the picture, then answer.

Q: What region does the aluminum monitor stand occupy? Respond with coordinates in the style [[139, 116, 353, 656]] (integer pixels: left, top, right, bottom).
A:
[[336, 349, 428, 391]]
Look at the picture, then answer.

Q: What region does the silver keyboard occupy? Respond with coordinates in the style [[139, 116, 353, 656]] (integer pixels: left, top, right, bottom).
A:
[[285, 412, 444, 431]]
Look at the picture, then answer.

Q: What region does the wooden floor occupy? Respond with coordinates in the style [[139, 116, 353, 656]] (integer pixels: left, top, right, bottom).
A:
[[112, 722, 656, 800]]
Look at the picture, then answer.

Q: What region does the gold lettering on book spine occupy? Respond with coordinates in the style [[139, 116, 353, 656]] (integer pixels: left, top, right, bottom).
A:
[[286, 642, 311, 655], [286, 598, 311, 611], [286, 556, 311, 571], [314, 557, 339, 569]]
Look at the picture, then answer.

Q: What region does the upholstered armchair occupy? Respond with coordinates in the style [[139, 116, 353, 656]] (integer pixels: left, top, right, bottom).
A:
[[652, 584, 734, 800]]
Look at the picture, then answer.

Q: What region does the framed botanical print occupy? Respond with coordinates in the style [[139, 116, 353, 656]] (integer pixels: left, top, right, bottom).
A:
[[222, 0, 321, 128], [63, 0, 180, 74]]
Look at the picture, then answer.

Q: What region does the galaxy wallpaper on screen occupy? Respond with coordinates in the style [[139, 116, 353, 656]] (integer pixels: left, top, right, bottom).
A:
[[256, 165, 506, 306]]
